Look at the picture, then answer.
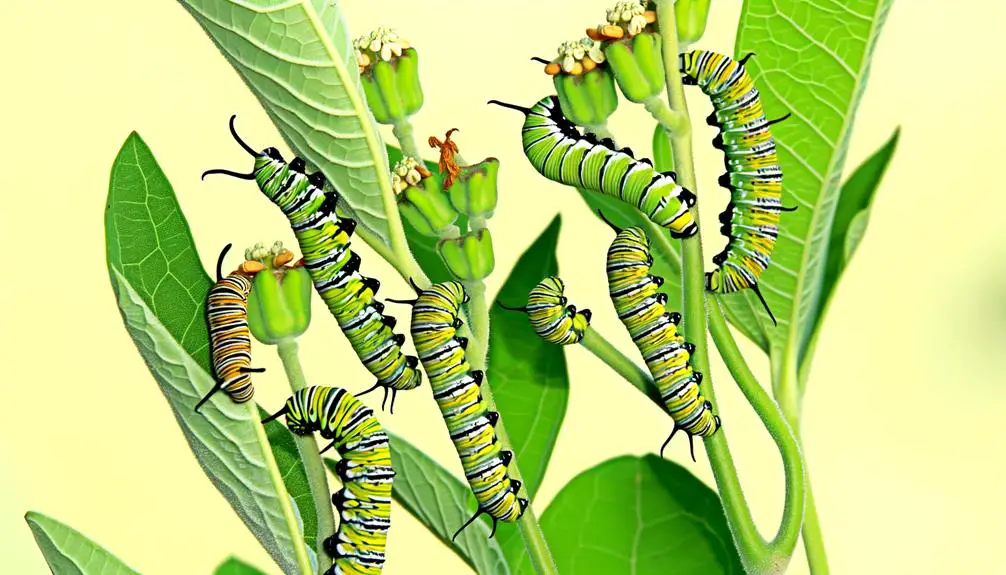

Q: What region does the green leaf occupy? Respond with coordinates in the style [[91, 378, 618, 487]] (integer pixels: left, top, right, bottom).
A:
[[259, 406, 318, 552], [346, 433, 510, 575], [386, 144, 454, 283], [733, 0, 894, 355], [488, 215, 570, 560], [799, 128, 899, 376], [104, 133, 310, 574], [26, 512, 142, 575], [178, 0, 393, 244], [213, 557, 267, 575], [507, 456, 744, 574]]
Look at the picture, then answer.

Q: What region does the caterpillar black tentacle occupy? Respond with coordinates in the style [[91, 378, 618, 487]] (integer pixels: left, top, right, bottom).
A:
[[204, 116, 422, 407], [265, 386, 393, 575]]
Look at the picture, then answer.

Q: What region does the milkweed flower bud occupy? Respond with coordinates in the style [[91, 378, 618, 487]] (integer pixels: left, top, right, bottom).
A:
[[675, 0, 711, 45], [246, 241, 313, 345], [355, 27, 424, 124], [544, 37, 619, 128], [394, 156, 459, 237], [447, 157, 499, 222], [437, 228, 495, 282], [584, 1, 662, 104]]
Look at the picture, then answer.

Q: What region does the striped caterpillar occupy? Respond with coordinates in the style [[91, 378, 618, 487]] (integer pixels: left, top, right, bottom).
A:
[[499, 276, 592, 346], [488, 95, 698, 238], [202, 116, 422, 411], [264, 386, 393, 575], [389, 281, 528, 538], [680, 50, 795, 325], [195, 244, 266, 412], [601, 213, 720, 459]]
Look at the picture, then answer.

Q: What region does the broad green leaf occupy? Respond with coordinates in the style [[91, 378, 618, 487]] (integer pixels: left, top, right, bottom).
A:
[[799, 128, 899, 378], [386, 145, 454, 283], [178, 0, 393, 243], [214, 557, 267, 575], [507, 456, 744, 574], [733, 0, 894, 355], [259, 406, 318, 551], [488, 215, 569, 560], [339, 433, 510, 575], [26, 512, 142, 575], [105, 133, 310, 573]]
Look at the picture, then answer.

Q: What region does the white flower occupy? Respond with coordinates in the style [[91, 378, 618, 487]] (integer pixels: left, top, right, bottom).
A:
[[627, 14, 648, 35], [587, 40, 606, 64]]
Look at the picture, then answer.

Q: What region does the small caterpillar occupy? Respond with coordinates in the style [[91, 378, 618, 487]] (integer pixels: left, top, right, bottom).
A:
[[601, 212, 720, 460], [488, 95, 698, 238], [195, 244, 266, 412], [203, 116, 422, 411], [499, 276, 592, 345], [264, 386, 393, 575], [389, 280, 528, 538], [679, 50, 796, 325]]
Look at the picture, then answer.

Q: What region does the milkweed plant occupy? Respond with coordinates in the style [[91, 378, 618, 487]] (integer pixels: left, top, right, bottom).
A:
[[25, 1, 897, 574]]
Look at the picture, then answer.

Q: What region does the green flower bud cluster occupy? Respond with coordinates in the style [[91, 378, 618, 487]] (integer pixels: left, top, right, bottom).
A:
[[245, 241, 313, 345], [580, 0, 665, 104], [395, 156, 459, 238], [355, 27, 423, 125], [542, 37, 619, 128]]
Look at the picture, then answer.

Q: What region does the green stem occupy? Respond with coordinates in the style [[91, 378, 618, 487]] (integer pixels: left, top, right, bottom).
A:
[[655, 2, 782, 572], [801, 476, 829, 574], [277, 339, 337, 573], [644, 96, 688, 134], [709, 301, 804, 565], [579, 328, 660, 405], [248, 401, 314, 575], [467, 281, 559, 575], [392, 118, 423, 163]]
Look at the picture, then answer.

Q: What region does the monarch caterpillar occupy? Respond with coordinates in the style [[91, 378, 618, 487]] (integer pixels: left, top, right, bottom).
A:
[[263, 386, 393, 575], [195, 244, 266, 413], [498, 276, 593, 345], [203, 116, 422, 412], [601, 212, 720, 460], [389, 280, 528, 539], [679, 50, 796, 325], [488, 95, 698, 238]]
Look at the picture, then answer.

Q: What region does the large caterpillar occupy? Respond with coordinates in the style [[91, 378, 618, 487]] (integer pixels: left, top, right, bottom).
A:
[[680, 50, 794, 325], [390, 281, 528, 538], [602, 213, 720, 460], [488, 95, 698, 238], [195, 244, 266, 412], [499, 276, 592, 346], [203, 116, 422, 411], [263, 386, 393, 575]]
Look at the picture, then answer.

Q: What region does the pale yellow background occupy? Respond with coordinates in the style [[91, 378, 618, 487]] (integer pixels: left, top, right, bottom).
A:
[[2, 1, 1003, 574]]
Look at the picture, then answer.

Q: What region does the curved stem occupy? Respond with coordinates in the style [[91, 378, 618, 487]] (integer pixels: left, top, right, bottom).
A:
[[709, 301, 804, 564], [644, 96, 689, 134], [655, 2, 782, 572], [248, 401, 314, 575], [467, 281, 559, 575], [801, 477, 829, 574], [277, 339, 336, 573], [579, 328, 660, 405]]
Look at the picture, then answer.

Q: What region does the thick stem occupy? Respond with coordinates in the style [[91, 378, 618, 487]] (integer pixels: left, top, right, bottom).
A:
[[801, 477, 829, 574], [644, 96, 689, 134], [709, 302, 804, 565], [467, 281, 559, 575], [655, 2, 776, 572], [248, 401, 314, 575], [579, 328, 660, 405], [277, 339, 337, 572], [392, 118, 423, 162]]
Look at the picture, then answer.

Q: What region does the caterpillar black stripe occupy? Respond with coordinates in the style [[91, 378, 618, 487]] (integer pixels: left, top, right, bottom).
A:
[[195, 244, 266, 412], [601, 213, 720, 460], [389, 281, 528, 538], [488, 95, 698, 238], [203, 116, 422, 412], [680, 50, 796, 325], [264, 386, 393, 575]]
